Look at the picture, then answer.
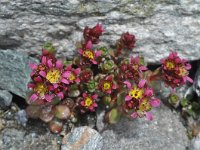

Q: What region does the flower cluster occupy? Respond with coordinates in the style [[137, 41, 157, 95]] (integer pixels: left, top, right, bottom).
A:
[[123, 80, 160, 120], [161, 52, 193, 89], [28, 53, 81, 103], [27, 23, 193, 133]]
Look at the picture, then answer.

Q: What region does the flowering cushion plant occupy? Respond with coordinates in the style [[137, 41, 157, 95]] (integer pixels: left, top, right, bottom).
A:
[[26, 23, 193, 133]]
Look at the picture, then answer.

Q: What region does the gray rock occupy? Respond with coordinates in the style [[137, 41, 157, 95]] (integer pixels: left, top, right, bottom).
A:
[[0, 90, 12, 109], [0, 50, 38, 98], [0, 128, 60, 150], [102, 103, 189, 150], [15, 110, 28, 127], [193, 63, 200, 97], [0, 1, 200, 63], [61, 126, 103, 150], [190, 133, 200, 150]]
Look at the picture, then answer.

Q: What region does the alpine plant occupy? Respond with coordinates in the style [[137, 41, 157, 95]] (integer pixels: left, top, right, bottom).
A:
[[26, 23, 193, 133]]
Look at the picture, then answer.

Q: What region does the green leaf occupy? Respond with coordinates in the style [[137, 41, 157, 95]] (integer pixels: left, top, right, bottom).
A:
[[117, 91, 126, 106], [192, 102, 200, 110], [187, 109, 198, 119], [108, 108, 121, 124], [180, 98, 188, 107]]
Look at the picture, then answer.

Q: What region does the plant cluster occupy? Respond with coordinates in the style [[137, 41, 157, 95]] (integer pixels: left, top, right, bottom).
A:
[[26, 23, 193, 133]]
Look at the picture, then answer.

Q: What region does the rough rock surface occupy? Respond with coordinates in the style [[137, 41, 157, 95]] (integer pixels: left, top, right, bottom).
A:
[[102, 102, 189, 150], [193, 63, 200, 97], [0, 90, 12, 109], [0, 128, 61, 150], [61, 126, 103, 150], [0, 50, 38, 98], [0, 0, 200, 63], [190, 133, 200, 150]]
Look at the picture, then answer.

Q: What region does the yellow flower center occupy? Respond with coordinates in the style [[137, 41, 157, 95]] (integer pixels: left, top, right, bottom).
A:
[[46, 68, 61, 83], [166, 61, 175, 69], [139, 99, 151, 111], [178, 66, 187, 77], [129, 88, 143, 100], [83, 50, 94, 60], [103, 82, 111, 90], [85, 97, 93, 107], [133, 64, 139, 70], [69, 73, 75, 81], [34, 83, 47, 97]]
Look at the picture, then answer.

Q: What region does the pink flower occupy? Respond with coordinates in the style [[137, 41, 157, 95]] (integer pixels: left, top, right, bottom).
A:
[[83, 23, 105, 44], [123, 80, 160, 120], [80, 93, 98, 112], [119, 56, 147, 83], [78, 41, 102, 64], [99, 75, 118, 94], [28, 82, 54, 102], [62, 65, 81, 84], [161, 52, 193, 89]]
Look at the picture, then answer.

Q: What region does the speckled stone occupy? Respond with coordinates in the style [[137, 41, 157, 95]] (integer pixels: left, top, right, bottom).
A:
[[0, 50, 38, 98], [102, 102, 189, 150], [61, 126, 103, 150], [0, 0, 200, 63]]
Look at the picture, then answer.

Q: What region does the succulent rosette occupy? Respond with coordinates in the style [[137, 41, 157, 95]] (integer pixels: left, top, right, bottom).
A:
[[78, 41, 102, 65], [161, 52, 193, 88], [99, 75, 118, 94], [119, 32, 136, 50], [119, 56, 147, 82], [123, 79, 160, 120], [80, 93, 98, 112], [83, 23, 105, 44]]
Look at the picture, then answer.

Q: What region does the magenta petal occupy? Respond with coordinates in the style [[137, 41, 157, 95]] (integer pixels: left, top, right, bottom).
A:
[[83, 93, 87, 98], [66, 65, 72, 71], [139, 66, 148, 71], [125, 95, 132, 101], [34, 76, 42, 82], [92, 60, 97, 64], [80, 101, 85, 106], [131, 112, 138, 119], [61, 79, 69, 84], [186, 76, 193, 83], [185, 63, 191, 70], [92, 94, 98, 99], [145, 88, 153, 97], [86, 41, 92, 49], [39, 71, 46, 77], [93, 102, 98, 107], [56, 60, 62, 69], [150, 98, 160, 107], [75, 78, 80, 83], [45, 94, 54, 102], [135, 56, 140, 63], [29, 63, 37, 70], [62, 71, 71, 78], [112, 84, 118, 89], [30, 94, 38, 101], [47, 60, 53, 68], [74, 68, 81, 75], [57, 92, 64, 99], [123, 81, 132, 89], [95, 51, 102, 57], [138, 79, 146, 88], [28, 83, 35, 89], [42, 56, 47, 64], [78, 49, 83, 54], [145, 112, 153, 121], [53, 84, 58, 89], [107, 89, 112, 94]]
